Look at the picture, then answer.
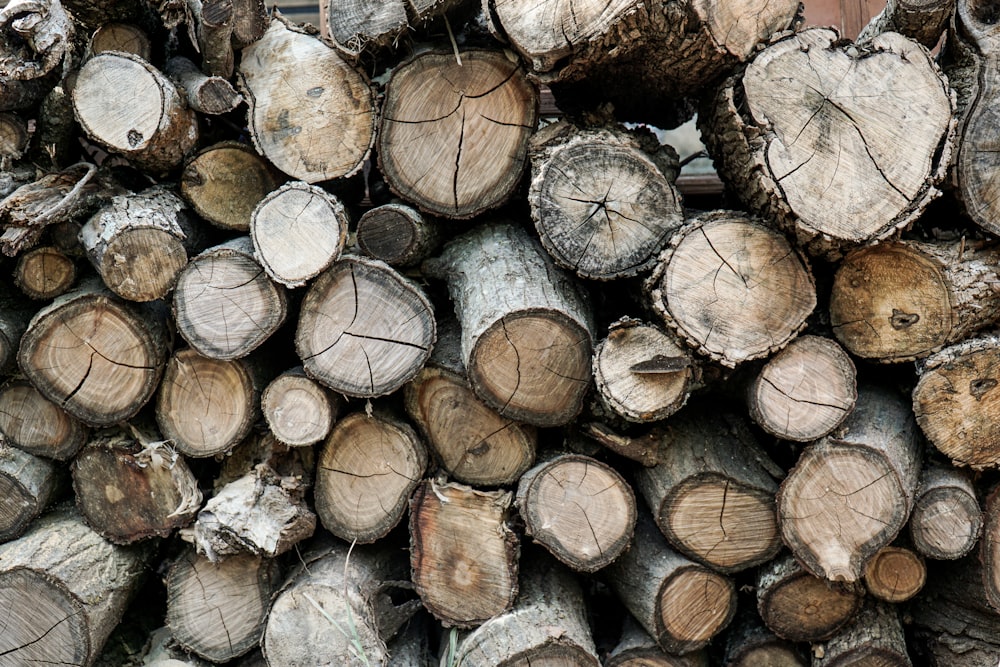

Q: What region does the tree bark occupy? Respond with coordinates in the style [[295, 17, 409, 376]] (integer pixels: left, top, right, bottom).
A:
[[164, 56, 242, 115], [644, 211, 816, 368], [378, 49, 538, 219], [606, 616, 707, 667], [812, 600, 912, 667], [0, 440, 62, 542], [356, 202, 440, 268], [863, 544, 926, 603], [856, 0, 954, 48], [14, 245, 78, 300], [186, 0, 235, 78], [179, 141, 280, 232], [0, 378, 89, 460], [0, 0, 74, 81], [908, 463, 983, 560], [261, 366, 340, 447]]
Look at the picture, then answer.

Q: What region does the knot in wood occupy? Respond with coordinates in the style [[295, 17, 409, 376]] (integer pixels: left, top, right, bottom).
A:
[[889, 308, 920, 330]]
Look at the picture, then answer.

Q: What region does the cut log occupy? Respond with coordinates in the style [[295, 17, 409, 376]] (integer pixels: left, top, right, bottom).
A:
[[747, 335, 857, 442], [723, 609, 806, 667], [88, 22, 151, 59], [0, 0, 74, 80], [18, 278, 169, 426], [831, 239, 1000, 363], [166, 547, 276, 662], [424, 222, 593, 427], [409, 478, 519, 627], [356, 202, 440, 268], [164, 56, 242, 115], [231, 0, 267, 47], [0, 505, 152, 666], [605, 511, 736, 655], [186, 0, 235, 78], [0, 111, 29, 161], [644, 211, 816, 368], [0, 440, 62, 542], [296, 254, 435, 397], [71, 427, 201, 543], [607, 616, 707, 667], [777, 384, 922, 582], [155, 348, 257, 458], [80, 185, 201, 302], [239, 16, 375, 182], [528, 120, 683, 280], [447, 556, 600, 666], [755, 552, 862, 643], [378, 49, 538, 219], [250, 180, 349, 288], [812, 600, 911, 667], [0, 378, 89, 460], [261, 366, 340, 447], [908, 463, 982, 560], [324, 0, 406, 54], [172, 236, 287, 360], [633, 404, 782, 573], [314, 410, 427, 544], [72, 51, 199, 175], [700, 28, 954, 259], [863, 544, 926, 602], [179, 141, 279, 232], [14, 245, 78, 299], [856, 0, 954, 48], [516, 453, 635, 572]]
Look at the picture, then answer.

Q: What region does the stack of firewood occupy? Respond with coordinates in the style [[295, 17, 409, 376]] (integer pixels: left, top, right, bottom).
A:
[[2, 0, 999, 665]]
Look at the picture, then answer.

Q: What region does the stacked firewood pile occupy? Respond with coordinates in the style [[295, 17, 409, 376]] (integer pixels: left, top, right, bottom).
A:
[[3, 0, 1000, 664]]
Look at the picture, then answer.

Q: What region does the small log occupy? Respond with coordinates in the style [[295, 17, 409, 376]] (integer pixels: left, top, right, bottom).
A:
[[856, 0, 954, 48], [325, 0, 406, 54], [0, 111, 29, 161], [0, 505, 152, 665], [409, 478, 519, 628], [908, 463, 983, 560], [0, 440, 62, 542], [187, 0, 235, 77], [634, 404, 782, 573], [0, 0, 74, 80], [424, 222, 593, 427], [528, 120, 683, 280], [230, 0, 268, 47], [315, 410, 427, 544], [73, 51, 199, 175], [356, 202, 440, 268], [607, 616, 707, 667], [239, 16, 375, 182], [747, 335, 857, 442], [756, 552, 862, 643], [447, 556, 600, 666], [296, 254, 435, 397], [155, 348, 257, 458], [261, 366, 340, 447], [516, 453, 636, 572], [645, 211, 816, 368], [172, 236, 287, 360], [812, 600, 911, 667], [71, 427, 201, 543], [0, 378, 88, 460], [777, 384, 922, 582], [88, 22, 151, 59], [723, 610, 806, 667], [80, 185, 200, 302], [166, 547, 276, 662], [18, 278, 169, 426], [164, 56, 242, 115], [831, 239, 1000, 363], [179, 141, 279, 232], [378, 49, 538, 218], [863, 544, 926, 603], [14, 245, 78, 299], [605, 511, 736, 655], [250, 180, 349, 288]]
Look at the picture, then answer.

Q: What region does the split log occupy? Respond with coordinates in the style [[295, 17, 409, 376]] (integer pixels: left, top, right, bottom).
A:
[[607, 616, 707, 667], [378, 49, 538, 219], [723, 610, 806, 667], [700, 28, 954, 259], [812, 601, 911, 667], [0, 440, 62, 542], [747, 335, 857, 442], [0, 0, 74, 80], [80, 186, 201, 302], [644, 211, 816, 368], [239, 16, 375, 183], [166, 548, 276, 662], [863, 544, 926, 602], [314, 410, 427, 544], [0, 505, 152, 666], [0, 378, 89, 460], [913, 335, 1000, 468], [72, 51, 199, 175], [447, 556, 600, 666], [516, 453, 635, 572], [777, 384, 922, 582], [605, 511, 736, 655], [908, 463, 982, 560], [14, 245, 78, 299], [356, 202, 440, 268], [634, 404, 782, 573], [172, 236, 287, 360], [592, 317, 697, 424], [528, 120, 683, 280], [856, 0, 954, 48], [0, 111, 29, 161], [250, 180, 349, 288], [71, 427, 201, 543], [409, 478, 519, 627], [261, 366, 340, 447], [186, 0, 235, 78], [164, 56, 242, 115], [424, 222, 593, 427], [296, 254, 435, 397], [831, 239, 1000, 363], [155, 348, 257, 458], [755, 553, 862, 643], [88, 22, 151, 59], [18, 278, 169, 426], [179, 141, 279, 232]]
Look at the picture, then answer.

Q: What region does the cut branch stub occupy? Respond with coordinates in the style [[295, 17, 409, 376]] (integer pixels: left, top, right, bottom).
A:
[[296, 255, 435, 398], [645, 211, 816, 368], [378, 49, 538, 219]]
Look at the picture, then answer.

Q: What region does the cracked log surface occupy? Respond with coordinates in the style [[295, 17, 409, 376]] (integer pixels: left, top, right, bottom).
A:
[[908, 463, 983, 559], [14, 245, 77, 300], [863, 545, 926, 603], [378, 49, 538, 219]]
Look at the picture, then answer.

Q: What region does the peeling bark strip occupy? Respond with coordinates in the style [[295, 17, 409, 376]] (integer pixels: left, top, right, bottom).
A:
[[0, 0, 74, 80], [700, 28, 954, 259], [908, 463, 982, 560], [378, 49, 538, 219]]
